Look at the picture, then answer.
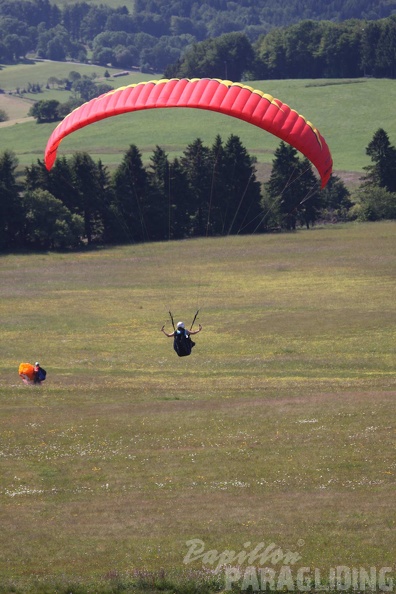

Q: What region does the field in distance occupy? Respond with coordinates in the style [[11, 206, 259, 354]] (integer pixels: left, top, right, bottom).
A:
[[1, 64, 396, 186]]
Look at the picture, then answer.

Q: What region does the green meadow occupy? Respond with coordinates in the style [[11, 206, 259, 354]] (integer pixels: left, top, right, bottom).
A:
[[0, 221, 395, 592], [1, 65, 396, 183]]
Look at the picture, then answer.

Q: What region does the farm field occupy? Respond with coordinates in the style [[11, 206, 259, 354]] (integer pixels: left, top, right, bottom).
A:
[[1, 63, 396, 184], [0, 221, 395, 592], [0, 60, 146, 92]]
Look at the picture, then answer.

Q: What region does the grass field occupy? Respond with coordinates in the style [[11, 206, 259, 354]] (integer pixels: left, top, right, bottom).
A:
[[1, 65, 396, 185], [0, 61, 153, 93], [0, 221, 395, 592]]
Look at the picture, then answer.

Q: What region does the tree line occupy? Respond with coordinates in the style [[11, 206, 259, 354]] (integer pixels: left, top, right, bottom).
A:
[[167, 18, 396, 80], [1, 129, 395, 253], [2, 0, 396, 79]]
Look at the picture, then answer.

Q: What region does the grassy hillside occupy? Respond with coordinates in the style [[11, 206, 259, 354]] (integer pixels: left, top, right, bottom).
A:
[[0, 221, 395, 592], [1, 68, 396, 185], [0, 63, 95, 94]]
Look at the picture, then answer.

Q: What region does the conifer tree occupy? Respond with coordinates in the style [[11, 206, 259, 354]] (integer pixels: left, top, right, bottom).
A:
[[146, 146, 173, 241], [111, 144, 150, 242], [222, 134, 262, 234], [167, 157, 191, 239], [70, 152, 106, 244], [263, 142, 320, 230], [363, 128, 396, 193], [0, 151, 23, 249], [180, 138, 212, 237]]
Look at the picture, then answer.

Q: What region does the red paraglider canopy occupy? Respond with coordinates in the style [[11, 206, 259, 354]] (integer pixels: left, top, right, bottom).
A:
[[44, 78, 333, 188]]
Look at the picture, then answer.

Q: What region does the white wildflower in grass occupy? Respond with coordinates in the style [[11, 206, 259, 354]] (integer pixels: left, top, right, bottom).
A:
[[5, 486, 44, 497]]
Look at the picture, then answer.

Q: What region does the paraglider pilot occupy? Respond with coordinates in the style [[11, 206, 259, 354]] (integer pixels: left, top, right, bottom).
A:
[[33, 362, 46, 384], [162, 321, 202, 357], [19, 361, 47, 385]]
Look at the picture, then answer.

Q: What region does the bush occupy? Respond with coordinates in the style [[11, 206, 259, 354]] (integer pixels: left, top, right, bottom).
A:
[[22, 190, 84, 249], [351, 185, 396, 221], [29, 99, 60, 123]]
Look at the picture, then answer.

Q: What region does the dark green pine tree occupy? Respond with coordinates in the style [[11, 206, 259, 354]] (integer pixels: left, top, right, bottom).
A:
[[222, 134, 262, 234], [320, 174, 352, 221], [180, 138, 213, 237], [0, 150, 23, 249], [94, 159, 115, 244], [48, 157, 77, 212], [207, 134, 228, 235], [146, 146, 173, 241], [167, 157, 192, 240], [24, 160, 49, 192], [264, 142, 320, 230], [295, 158, 321, 229], [363, 128, 396, 193], [69, 152, 106, 244], [111, 144, 150, 243]]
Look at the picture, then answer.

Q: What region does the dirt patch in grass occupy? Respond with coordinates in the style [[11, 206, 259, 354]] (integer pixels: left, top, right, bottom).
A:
[[0, 115, 35, 128], [0, 93, 34, 125]]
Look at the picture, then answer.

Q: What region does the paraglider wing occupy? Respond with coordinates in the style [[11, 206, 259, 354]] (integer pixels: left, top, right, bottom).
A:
[[44, 78, 333, 188], [19, 362, 35, 384]]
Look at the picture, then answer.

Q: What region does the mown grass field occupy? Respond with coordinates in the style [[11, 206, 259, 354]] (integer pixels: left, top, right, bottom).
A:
[[0, 221, 395, 592], [0, 61, 152, 93], [1, 62, 396, 184]]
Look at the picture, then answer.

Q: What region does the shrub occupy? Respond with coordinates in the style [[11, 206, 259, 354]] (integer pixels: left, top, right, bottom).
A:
[[351, 185, 396, 221]]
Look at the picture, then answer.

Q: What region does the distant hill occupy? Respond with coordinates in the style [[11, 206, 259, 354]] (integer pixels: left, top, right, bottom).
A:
[[132, 0, 396, 29], [2, 0, 396, 76]]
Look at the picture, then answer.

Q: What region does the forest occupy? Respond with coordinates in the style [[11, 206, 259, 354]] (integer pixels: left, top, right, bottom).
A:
[[2, 128, 396, 251], [1, 0, 396, 78]]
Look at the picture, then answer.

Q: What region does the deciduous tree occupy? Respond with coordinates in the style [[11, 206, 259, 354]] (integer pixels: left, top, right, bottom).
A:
[[22, 189, 83, 250]]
